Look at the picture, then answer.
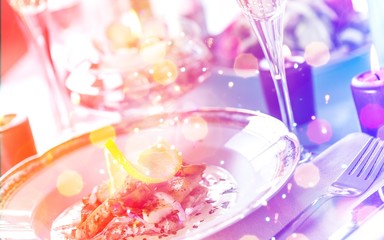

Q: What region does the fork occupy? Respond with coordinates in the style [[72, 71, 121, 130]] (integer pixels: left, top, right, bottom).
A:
[[273, 137, 384, 240]]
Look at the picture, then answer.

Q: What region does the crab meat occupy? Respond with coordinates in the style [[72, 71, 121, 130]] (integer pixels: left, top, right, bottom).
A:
[[72, 164, 208, 239]]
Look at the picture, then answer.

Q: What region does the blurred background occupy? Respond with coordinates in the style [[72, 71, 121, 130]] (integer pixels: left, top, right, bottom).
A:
[[1, 0, 381, 159], [1, 0, 374, 75], [1, 0, 28, 76]]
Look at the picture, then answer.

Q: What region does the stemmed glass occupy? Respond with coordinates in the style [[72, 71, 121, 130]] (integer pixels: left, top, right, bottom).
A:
[[7, 0, 75, 134], [235, 0, 295, 132], [235, 0, 312, 161]]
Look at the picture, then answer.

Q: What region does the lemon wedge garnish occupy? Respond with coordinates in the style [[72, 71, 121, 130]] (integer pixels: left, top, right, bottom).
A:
[[104, 139, 182, 185], [104, 147, 129, 194]]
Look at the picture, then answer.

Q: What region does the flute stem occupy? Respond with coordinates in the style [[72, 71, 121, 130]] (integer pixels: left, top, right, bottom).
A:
[[246, 14, 296, 133], [10, 1, 75, 134]]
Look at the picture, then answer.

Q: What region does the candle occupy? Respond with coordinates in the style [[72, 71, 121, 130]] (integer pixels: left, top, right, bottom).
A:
[[259, 54, 315, 125], [0, 113, 37, 175], [91, 9, 170, 72], [351, 47, 384, 139]]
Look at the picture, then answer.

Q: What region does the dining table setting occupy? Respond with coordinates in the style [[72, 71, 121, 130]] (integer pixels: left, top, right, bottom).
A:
[[1, 0, 384, 239]]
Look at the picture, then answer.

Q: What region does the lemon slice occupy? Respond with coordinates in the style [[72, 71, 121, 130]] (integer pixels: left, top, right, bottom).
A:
[[104, 147, 129, 194], [104, 139, 182, 184]]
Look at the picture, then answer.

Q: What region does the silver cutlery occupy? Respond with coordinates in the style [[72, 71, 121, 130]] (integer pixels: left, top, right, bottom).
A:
[[329, 181, 384, 240], [273, 137, 384, 240]]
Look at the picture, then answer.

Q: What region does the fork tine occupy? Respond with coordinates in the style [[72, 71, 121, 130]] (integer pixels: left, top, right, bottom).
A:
[[361, 141, 384, 180], [274, 138, 384, 239], [345, 137, 376, 174], [353, 138, 381, 179], [351, 138, 380, 176]]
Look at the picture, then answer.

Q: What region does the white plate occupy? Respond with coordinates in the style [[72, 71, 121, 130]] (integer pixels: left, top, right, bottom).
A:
[[0, 108, 300, 240]]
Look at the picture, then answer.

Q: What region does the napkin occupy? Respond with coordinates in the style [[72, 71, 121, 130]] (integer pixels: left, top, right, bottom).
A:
[[347, 204, 384, 240], [210, 132, 376, 239]]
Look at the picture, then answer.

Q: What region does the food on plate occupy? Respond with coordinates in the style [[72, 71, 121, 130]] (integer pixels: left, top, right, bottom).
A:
[[51, 139, 237, 239]]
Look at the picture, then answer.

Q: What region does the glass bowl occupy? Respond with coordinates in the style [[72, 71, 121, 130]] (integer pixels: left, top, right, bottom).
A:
[[63, 16, 212, 114], [0, 108, 300, 239]]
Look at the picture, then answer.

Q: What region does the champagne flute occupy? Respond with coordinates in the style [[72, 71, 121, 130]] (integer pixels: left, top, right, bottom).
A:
[[235, 0, 295, 132], [7, 0, 75, 134], [235, 0, 312, 161]]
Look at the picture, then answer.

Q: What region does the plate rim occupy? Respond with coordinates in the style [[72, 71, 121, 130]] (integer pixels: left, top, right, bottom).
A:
[[0, 107, 300, 240]]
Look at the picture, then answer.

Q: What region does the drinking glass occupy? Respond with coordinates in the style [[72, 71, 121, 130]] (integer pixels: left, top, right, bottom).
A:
[[7, 0, 75, 133], [235, 0, 312, 161], [235, 0, 295, 132]]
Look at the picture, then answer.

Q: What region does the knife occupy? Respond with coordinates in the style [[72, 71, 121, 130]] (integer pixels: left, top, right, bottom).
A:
[[329, 183, 384, 240]]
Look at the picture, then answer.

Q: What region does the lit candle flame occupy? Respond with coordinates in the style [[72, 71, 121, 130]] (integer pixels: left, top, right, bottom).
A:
[[282, 45, 292, 58], [121, 9, 142, 37], [106, 9, 143, 50], [352, 0, 368, 13], [370, 45, 383, 80]]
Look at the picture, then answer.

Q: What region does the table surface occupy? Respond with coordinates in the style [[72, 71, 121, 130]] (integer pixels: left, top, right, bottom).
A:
[[3, 42, 384, 240]]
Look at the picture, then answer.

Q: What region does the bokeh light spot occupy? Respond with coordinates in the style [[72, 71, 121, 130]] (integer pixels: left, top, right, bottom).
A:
[[56, 170, 84, 197], [306, 119, 333, 144], [153, 94, 162, 103], [206, 37, 214, 48], [261, 200, 268, 206], [359, 103, 384, 129], [233, 53, 258, 77], [304, 41, 330, 67], [274, 213, 279, 223], [286, 233, 310, 240], [89, 125, 116, 148], [70, 92, 81, 105], [123, 72, 150, 99], [182, 115, 209, 142], [294, 162, 320, 189], [324, 94, 330, 104], [239, 235, 260, 240], [173, 85, 181, 92], [151, 60, 178, 85], [140, 38, 167, 65], [287, 182, 293, 193]]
